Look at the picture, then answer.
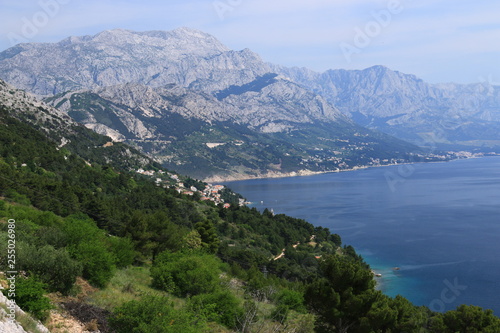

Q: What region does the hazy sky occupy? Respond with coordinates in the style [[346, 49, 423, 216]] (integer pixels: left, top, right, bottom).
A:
[[1, 0, 499, 84]]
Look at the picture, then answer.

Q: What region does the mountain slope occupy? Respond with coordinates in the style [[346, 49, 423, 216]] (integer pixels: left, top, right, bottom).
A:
[[44, 82, 423, 181], [0, 28, 440, 180], [0, 79, 161, 172], [272, 64, 500, 147], [0, 28, 270, 96]]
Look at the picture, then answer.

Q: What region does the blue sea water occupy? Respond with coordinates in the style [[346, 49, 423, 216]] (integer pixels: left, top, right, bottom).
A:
[[225, 157, 500, 314]]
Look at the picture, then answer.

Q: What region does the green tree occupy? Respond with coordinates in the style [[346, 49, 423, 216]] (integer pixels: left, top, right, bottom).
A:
[[108, 236, 137, 268], [430, 304, 500, 333], [195, 219, 219, 253], [305, 255, 378, 333], [183, 230, 202, 250]]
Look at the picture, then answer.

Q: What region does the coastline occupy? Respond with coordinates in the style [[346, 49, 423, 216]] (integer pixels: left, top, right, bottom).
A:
[[209, 159, 449, 183], [224, 155, 500, 311], [206, 162, 408, 183], [208, 154, 500, 183]]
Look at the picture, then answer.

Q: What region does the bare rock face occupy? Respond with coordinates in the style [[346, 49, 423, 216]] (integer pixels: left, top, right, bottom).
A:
[[0, 291, 50, 333], [271, 64, 500, 145], [46, 77, 348, 140], [2, 27, 500, 146], [0, 28, 270, 96]]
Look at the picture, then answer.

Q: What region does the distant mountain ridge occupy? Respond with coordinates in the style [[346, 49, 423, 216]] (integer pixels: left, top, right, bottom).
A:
[[271, 64, 500, 147], [0, 28, 473, 180], [44, 81, 420, 180], [2, 28, 500, 149], [0, 27, 269, 96]]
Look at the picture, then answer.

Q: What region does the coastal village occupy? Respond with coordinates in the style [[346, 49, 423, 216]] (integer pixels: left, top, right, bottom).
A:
[[135, 168, 246, 208], [134, 150, 490, 208]]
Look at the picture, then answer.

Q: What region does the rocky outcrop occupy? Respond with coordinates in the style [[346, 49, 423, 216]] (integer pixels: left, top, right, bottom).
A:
[[0, 291, 50, 333], [46, 78, 347, 140]]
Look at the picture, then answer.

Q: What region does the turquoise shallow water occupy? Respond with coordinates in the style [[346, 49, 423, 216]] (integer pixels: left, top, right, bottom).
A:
[[225, 157, 500, 314]]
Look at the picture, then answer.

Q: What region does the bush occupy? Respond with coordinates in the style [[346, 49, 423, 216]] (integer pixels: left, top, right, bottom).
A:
[[63, 213, 102, 246], [274, 289, 306, 313], [188, 290, 243, 328], [7, 276, 52, 322], [108, 236, 137, 268], [63, 214, 116, 288], [151, 251, 222, 297], [270, 289, 306, 323], [17, 242, 82, 294], [109, 295, 207, 333], [71, 241, 115, 288]]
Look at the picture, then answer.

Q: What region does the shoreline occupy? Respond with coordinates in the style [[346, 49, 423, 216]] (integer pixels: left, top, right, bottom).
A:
[[209, 154, 500, 183], [222, 155, 500, 310], [209, 159, 450, 183], [208, 163, 407, 183]]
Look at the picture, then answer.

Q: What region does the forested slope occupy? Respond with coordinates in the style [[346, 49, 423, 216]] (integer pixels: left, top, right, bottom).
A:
[[1, 94, 499, 332]]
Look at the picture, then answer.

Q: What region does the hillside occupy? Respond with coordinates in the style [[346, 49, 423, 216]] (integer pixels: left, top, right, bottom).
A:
[[44, 81, 426, 181], [1, 64, 500, 332], [2, 28, 500, 152]]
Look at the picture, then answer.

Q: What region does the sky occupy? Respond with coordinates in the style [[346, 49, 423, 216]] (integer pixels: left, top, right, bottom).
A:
[[1, 0, 499, 84]]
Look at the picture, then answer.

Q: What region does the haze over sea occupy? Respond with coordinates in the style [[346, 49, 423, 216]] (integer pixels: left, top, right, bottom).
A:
[[226, 157, 500, 314]]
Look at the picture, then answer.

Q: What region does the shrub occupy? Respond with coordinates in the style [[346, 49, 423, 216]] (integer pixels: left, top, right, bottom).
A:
[[188, 290, 243, 328], [108, 236, 137, 268], [109, 295, 206, 333], [71, 241, 115, 288], [275, 289, 306, 313], [17, 242, 82, 294], [151, 251, 222, 297], [7, 276, 52, 321], [62, 213, 102, 246]]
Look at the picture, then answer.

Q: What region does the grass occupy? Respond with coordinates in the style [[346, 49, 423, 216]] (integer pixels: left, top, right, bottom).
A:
[[15, 309, 48, 333], [87, 265, 165, 310]]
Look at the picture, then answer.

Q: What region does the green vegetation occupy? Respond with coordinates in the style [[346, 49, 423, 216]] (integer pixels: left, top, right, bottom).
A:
[[151, 251, 223, 297], [0, 101, 499, 332], [8, 276, 52, 321], [49, 90, 427, 180], [109, 295, 207, 333]]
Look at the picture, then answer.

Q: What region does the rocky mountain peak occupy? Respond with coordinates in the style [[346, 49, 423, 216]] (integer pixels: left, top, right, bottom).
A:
[[0, 28, 264, 96]]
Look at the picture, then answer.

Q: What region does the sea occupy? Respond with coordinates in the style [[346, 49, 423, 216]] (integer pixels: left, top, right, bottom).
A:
[[225, 157, 500, 314]]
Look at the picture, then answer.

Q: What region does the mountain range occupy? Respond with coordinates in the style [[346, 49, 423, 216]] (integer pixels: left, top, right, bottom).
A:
[[271, 64, 500, 147], [0, 27, 496, 179]]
